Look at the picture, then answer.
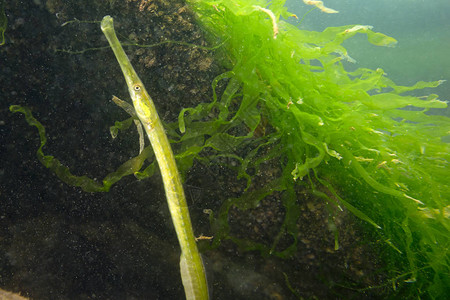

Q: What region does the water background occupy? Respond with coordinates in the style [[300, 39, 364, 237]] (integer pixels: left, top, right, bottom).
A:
[[286, 0, 450, 115]]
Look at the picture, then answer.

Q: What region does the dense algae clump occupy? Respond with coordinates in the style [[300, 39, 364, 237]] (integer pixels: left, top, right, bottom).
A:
[[186, 0, 449, 297]]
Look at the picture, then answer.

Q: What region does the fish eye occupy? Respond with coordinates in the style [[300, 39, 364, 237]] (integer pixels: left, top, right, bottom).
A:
[[134, 85, 141, 91]]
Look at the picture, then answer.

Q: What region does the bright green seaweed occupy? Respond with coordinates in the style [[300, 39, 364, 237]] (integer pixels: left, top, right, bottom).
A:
[[185, 0, 450, 298], [9, 0, 450, 298]]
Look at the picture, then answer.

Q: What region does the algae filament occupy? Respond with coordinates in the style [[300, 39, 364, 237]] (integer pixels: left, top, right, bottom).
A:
[[0, 0, 6, 45]]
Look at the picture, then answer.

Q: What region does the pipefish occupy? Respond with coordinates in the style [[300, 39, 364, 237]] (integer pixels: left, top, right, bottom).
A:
[[101, 15, 208, 300]]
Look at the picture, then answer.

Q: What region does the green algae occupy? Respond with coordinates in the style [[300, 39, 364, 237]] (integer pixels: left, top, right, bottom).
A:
[[186, 0, 450, 297], [0, 0, 6, 46], [9, 105, 155, 193]]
